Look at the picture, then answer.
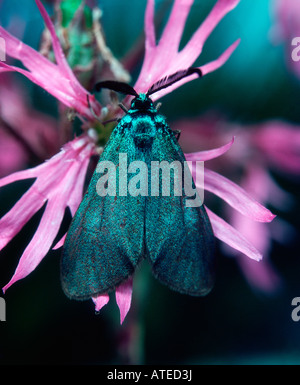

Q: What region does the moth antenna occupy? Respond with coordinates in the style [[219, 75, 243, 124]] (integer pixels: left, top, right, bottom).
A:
[[147, 67, 202, 96], [94, 80, 139, 97]]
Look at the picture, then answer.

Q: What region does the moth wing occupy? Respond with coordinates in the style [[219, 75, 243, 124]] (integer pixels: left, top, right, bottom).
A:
[[145, 124, 215, 296], [61, 127, 145, 300]]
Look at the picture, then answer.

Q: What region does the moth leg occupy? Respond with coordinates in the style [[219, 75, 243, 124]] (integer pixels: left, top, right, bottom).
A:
[[173, 129, 181, 141], [118, 102, 128, 114], [156, 102, 162, 111], [102, 117, 119, 124], [87, 94, 102, 122]]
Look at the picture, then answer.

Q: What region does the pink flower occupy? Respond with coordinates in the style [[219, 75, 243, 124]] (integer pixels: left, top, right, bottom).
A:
[[90, 0, 242, 320], [134, 0, 241, 98], [185, 138, 275, 263], [93, 278, 133, 325], [0, 0, 271, 324], [227, 165, 283, 293], [0, 133, 96, 293], [237, 120, 300, 292], [0, 0, 101, 121], [174, 113, 300, 293]]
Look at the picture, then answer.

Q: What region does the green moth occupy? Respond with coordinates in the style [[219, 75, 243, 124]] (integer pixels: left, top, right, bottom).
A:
[[61, 68, 215, 300]]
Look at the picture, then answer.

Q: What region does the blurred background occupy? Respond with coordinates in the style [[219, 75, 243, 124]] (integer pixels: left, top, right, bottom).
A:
[[0, 0, 300, 364]]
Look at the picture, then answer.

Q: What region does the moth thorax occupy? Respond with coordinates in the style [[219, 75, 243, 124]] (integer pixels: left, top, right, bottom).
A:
[[133, 118, 156, 149]]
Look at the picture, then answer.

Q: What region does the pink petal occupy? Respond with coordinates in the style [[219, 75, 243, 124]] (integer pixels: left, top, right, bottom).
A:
[[222, 164, 283, 293], [0, 33, 69, 100], [134, 0, 240, 99], [0, 67, 14, 74], [92, 294, 110, 313], [143, 39, 240, 101], [3, 199, 65, 292], [0, 188, 46, 250], [66, 148, 92, 215], [52, 234, 66, 250], [206, 207, 263, 261], [115, 278, 133, 324], [0, 58, 82, 115], [180, 0, 240, 62], [0, 158, 52, 189], [144, 0, 156, 50], [185, 137, 235, 162], [230, 202, 271, 255], [0, 134, 92, 190], [200, 39, 241, 76], [200, 169, 276, 222], [159, 0, 194, 52], [0, 13, 101, 120], [0, 26, 56, 71], [34, 0, 87, 95], [0, 61, 47, 91], [0, 135, 95, 291], [52, 141, 92, 250], [2, 152, 86, 290], [228, 203, 282, 293], [35, 0, 72, 75]]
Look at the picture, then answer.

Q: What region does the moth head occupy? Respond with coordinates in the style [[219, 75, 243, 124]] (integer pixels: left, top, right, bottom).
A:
[[130, 93, 154, 112]]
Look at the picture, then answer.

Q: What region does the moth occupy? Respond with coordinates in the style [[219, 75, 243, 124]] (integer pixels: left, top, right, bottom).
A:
[[61, 68, 215, 301]]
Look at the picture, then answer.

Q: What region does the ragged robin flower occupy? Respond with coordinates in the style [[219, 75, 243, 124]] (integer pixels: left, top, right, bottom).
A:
[[0, 0, 275, 324], [173, 114, 300, 294]]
